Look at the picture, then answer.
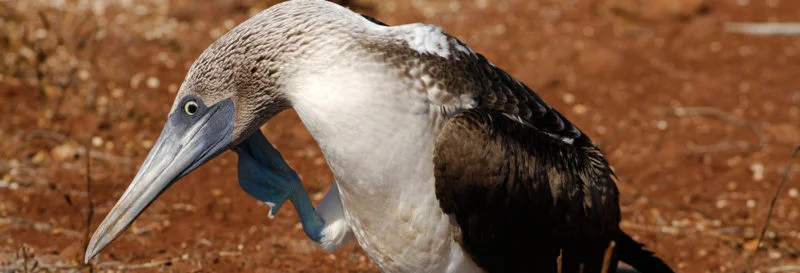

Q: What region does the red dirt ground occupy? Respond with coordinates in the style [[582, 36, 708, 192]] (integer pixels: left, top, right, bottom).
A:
[[2, 0, 799, 272]]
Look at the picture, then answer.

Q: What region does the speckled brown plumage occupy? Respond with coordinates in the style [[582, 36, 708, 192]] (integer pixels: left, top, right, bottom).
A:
[[356, 23, 584, 145]]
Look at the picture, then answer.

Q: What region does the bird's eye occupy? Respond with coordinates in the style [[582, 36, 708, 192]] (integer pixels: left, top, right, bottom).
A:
[[184, 100, 199, 115]]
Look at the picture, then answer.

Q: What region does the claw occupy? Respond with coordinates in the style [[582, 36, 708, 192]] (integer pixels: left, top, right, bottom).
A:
[[265, 202, 278, 219]]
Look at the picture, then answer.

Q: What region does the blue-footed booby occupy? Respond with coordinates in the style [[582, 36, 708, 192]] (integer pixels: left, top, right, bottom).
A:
[[85, 1, 674, 272]]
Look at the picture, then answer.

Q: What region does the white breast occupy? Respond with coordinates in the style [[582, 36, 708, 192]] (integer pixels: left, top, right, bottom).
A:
[[286, 50, 481, 272]]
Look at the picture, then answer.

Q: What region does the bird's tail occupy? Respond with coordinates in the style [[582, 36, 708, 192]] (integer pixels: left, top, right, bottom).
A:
[[615, 231, 674, 273]]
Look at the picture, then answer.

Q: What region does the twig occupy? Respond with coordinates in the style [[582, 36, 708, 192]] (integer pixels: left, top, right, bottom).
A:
[[745, 145, 800, 273], [17, 246, 39, 273], [34, 11, 50, 103], [726, 22, 800, 36], [95, 259, 173, 270], [0, 259, 173, 271], [620, 222, 745, 247], [22, 130, 67, 141], [666, 107, 767, 153], [621, 222, 679, 235], [83, 137, 96, 272], [0, 217, 83, 238], [769, 265, 800, 273], [687, 140, 751, 154]]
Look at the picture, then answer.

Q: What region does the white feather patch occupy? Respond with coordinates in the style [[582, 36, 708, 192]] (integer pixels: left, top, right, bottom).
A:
[[396, 23, 454, 58], [315, 182, 354, 252]]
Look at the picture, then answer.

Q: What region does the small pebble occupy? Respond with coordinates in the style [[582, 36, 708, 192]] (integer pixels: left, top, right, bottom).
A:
[[746, 199, 756, 208], [744, 239, 759, 251], [223, 19, 236, 30], [572, 104, 588, 115], [726, 156, 742, 166], [146, 76, 160, 89], [91, 136, 104, 147], [695, 222, 705, 231], [766, 230, 777, 239], [312, 192, 325, 202], [492, 24, 506, 35], [31, 151, 47, 165], [111, 88, 124, 98], [655, 120, 668, 130], [78, 70, 90, 81], [750, 163, 764, 181], [97, 95, 109, 106], [595, 125, 607, 135], [210, 188, 223, 196], [788, 188, 798, 199], [716, 199, 728, 209], [34, 28, 48, 40], [744, 227, 756, 239], [130, 73, 145, 89], [562, 93, 575, 104]]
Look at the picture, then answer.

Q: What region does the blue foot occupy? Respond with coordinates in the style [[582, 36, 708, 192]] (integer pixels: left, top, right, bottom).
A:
[[235, 130, 325, 242]]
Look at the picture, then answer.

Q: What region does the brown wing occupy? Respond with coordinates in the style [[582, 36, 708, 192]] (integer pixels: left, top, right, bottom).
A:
[[433, 108, 621, 273]]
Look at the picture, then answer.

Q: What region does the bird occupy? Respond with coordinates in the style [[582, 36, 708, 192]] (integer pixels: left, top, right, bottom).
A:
[[84, 1, 674, 272]]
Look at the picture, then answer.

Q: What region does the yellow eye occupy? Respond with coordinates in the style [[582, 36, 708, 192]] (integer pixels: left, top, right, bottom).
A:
[[184, 100, 199, 115]]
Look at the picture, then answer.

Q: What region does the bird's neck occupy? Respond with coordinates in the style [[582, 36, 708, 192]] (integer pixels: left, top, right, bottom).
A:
[[287, 36, 450, 191], [180, 0, 389, 143]]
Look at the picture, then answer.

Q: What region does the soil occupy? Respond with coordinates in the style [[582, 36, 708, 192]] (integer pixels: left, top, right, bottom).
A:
[[1, 0, 799, 272]]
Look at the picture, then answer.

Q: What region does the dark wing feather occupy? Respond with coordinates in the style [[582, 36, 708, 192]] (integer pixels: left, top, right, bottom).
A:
[[433, 108, 621, 273], [468, 52, 586, 145], [616, 231, 675, 273]]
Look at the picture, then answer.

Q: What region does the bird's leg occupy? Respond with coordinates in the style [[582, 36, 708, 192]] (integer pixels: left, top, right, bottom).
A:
[[234, 130, 325, 242]]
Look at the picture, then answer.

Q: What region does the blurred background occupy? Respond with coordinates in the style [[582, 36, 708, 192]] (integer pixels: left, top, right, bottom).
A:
[[1, 0, 799, 272]]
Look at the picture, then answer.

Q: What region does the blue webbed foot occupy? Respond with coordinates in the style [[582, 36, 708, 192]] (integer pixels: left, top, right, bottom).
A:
[[235, 130, 325, 242], [236, 144, 294, 218]]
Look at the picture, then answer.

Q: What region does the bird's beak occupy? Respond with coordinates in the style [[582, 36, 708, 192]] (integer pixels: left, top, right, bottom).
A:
[[84, 97, 235, 263]]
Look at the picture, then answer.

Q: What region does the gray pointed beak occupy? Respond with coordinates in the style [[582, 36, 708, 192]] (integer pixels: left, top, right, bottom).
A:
[[84, 97, 235, 263]]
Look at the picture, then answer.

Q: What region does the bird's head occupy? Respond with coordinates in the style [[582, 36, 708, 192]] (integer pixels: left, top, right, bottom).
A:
[[82, 2, 320, 262]]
